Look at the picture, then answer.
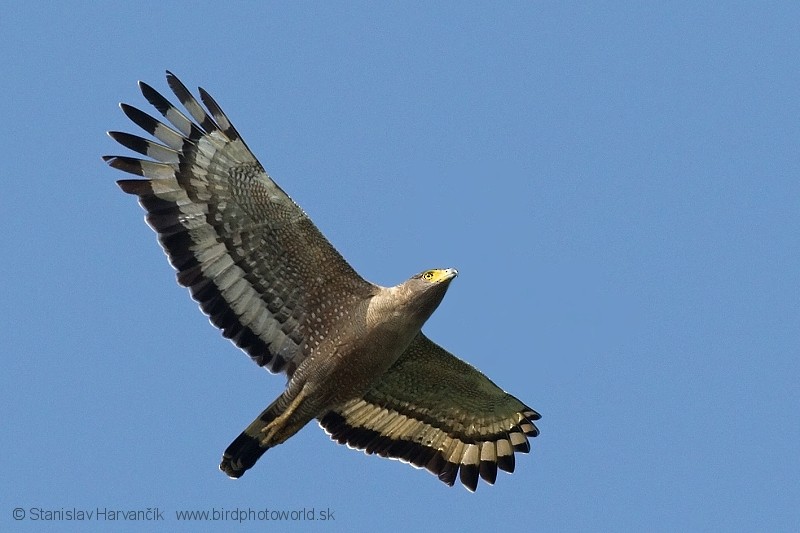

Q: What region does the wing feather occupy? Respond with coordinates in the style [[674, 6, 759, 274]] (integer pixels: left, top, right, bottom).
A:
[[319, 333, 540, 491], [106, 72, 374, 375]]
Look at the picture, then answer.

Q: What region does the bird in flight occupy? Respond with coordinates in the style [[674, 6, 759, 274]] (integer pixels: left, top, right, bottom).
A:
[[105, 72, 540, 491]]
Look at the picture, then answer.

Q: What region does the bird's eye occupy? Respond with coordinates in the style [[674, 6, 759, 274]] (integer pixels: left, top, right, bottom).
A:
[[422, 270, 436, 281]]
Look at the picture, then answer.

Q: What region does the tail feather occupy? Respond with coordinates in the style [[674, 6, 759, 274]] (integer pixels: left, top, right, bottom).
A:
[[220, 430, 270, 478], [219, 399, 282, 478], [220, 390, 311, 478]]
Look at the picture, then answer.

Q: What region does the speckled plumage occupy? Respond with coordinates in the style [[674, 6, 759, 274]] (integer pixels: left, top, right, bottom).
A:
[[105, 72, 540, 491]]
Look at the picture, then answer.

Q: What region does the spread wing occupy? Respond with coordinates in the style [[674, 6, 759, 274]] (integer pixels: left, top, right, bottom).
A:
[[319, 333, 540, 491], [105, 71, 375, 376]]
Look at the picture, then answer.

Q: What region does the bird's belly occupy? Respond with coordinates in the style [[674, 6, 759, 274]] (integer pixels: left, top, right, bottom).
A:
[[309, 325, 418, 407]]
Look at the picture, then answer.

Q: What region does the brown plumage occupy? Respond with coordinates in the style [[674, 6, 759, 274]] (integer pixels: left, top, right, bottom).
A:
[[105, 71, 540, 491]]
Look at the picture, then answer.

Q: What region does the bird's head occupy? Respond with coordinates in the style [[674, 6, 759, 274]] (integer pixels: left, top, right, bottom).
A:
[[401, 267, 458, 321], [371, 268, 458, 333]]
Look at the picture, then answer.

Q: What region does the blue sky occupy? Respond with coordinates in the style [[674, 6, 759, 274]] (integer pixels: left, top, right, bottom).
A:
[[2, 2, 798, 531]]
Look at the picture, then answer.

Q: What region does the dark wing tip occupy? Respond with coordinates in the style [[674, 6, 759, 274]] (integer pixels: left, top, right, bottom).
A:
[[137, 79, 156, 95], [523, 408, 542, 421], [497, 452, 515, 473], [459, 463, 479, 492], [102, 155, 146, 176], [116, 179, 151, 195], [512, 437, 531, 453], [119, 103, 153, 132], [479, 460, 498, 485], [138, 80, 171, 115], [437, 461, 459, 487], [107, 131, 149, 156]]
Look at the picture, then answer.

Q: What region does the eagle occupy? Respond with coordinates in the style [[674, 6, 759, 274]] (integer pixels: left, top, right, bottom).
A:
[[104, 72, 540, 491]]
